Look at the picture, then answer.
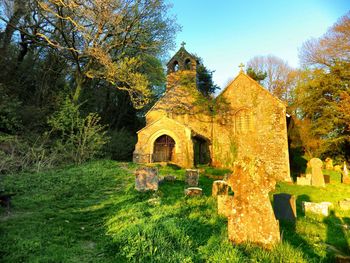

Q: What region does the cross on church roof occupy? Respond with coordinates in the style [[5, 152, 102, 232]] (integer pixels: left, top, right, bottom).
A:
[[239, 63, 245, 72], [181, 41, 186, 48]]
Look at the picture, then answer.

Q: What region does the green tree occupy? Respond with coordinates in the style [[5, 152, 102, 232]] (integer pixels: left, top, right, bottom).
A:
[[246, 67, 267, 83], [0, 0, 178, 107], [197, 63, 219, 97]]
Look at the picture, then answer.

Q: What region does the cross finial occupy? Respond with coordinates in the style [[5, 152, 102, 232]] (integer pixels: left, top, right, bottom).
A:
[[181, 41, 186, 48], [239, 63, 245, 72]]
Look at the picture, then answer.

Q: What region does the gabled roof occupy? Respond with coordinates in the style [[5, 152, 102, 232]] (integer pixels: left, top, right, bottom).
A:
[[166, 46, 197, 66], [215, 71, 286, 107]]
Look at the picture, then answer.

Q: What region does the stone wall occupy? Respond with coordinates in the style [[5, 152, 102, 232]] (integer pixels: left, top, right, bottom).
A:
[[134, 70, 290, 182], [212, 73, 290, 181], [133, 116, 194, 167]]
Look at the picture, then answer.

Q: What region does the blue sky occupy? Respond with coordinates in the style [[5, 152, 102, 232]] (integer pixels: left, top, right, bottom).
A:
[[167, 0, 349, 89]]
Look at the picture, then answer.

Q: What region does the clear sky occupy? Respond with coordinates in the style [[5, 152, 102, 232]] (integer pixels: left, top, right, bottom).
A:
[[167, 0, 349, 89]]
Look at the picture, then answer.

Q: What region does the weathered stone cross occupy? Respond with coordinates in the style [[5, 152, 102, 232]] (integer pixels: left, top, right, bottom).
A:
[[181, 41, 186, 48], [239, 63, 245, 72]]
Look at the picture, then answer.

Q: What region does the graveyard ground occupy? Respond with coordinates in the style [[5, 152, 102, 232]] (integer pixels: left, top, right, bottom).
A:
[[0, 160, 349, 262]]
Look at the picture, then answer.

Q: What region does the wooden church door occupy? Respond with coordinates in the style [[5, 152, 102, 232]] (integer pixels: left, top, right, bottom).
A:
[[153, 135, 175, 162]]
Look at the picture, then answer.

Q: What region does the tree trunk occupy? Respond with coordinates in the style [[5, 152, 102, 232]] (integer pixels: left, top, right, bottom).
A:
[[73, 74, 84, 103], [0, 0, 27, 60]]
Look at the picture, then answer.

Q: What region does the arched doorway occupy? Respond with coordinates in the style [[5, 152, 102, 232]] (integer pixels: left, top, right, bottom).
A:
[[153, 135, 175, 162]]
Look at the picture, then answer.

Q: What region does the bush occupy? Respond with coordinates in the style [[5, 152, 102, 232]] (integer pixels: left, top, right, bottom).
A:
[[0, 86, 22, 134], [103, 128, 137, 161], [0, 132, 60, 174], [48, 98, 109, 164]]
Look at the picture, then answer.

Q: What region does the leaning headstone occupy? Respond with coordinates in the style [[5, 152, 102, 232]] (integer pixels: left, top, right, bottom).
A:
[[324, 157, 333, 170], [217, 195, 234, 217], [185, 169, 199, 186], [135, 167, 158, 191], [309, 158, 325, 187], [302, 201, 332, 216], [212, 180, 229, 197], [297, 174, 311, 186], [273, 193, 297, 221], [323, 174, 330, 184], [339, 199, 350, 210], [226, 158, 280, 249], [184, 187, 202, 196]]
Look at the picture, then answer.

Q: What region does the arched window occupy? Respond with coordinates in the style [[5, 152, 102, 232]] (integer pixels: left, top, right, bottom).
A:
[[173, 61, 179, 72], [184, 58, 192, 70]]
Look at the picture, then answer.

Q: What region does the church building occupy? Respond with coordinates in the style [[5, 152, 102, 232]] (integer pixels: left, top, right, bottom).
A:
[[133, 45, 290, 181]]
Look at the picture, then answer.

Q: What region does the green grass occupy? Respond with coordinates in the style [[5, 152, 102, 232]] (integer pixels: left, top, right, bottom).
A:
[[0, 160, 349, 262]]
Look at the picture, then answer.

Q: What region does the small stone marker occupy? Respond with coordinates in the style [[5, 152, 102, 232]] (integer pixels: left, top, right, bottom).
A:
[[335, 254, 350, 263], [342, 176, 350, 184], [212, 180, 229, 197], [334, 165, 342, 172], [302, 201, 332, 216], [323, 174, 330, 184], [135, 167, 158, 191], [273, 193, 297, 221], [184, 187, 202, 196], [343, 162, 349, 176], [164, 175, 176, 182], [309, 158, 325, 187], [324, 157, 333, 170], [217, 195, 234, 217], [339, 199, 350, 210], [296, 174, 311, 186], [342, 162, 350, 184], [185, 169, 199, 187]]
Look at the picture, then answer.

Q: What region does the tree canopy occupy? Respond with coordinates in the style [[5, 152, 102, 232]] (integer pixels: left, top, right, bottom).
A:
[[292, 12, 350, 161]]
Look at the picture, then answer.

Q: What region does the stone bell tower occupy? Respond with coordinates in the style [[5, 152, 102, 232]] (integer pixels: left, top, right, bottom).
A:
[[166, 42, 199, 89]]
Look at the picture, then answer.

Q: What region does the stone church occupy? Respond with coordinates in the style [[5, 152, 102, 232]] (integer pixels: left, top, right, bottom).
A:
[[133, 45, 290, 181]]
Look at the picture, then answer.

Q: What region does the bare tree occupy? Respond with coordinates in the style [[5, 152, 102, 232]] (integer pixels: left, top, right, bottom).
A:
[[246, 55, 296, 102], [299, 11, 350, 68]]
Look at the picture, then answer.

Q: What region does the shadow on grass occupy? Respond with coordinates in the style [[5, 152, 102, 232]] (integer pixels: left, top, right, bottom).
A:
[[323, 211, 350, 256], [280, 194, 324, 261]]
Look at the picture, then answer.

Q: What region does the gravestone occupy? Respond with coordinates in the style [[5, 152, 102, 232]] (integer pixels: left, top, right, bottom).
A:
[[302, 201, 332, 216], [309, 158, 325, 187], [324, 157, 333, 170], [339, 199, 350, 210], [135, 167, 159, 191], [296, 174, 311, 186], [273, 193, 297, 221], [217, 195, 234, 217], [185, 169, 199, 187], [226, 158, 280, 249], [344, 162, 349, 176], [323, 174, 330, 184], [212, 180, 229, 197], [184, 187, 202, 196], [164, 175, 177, 182], [334, 165, 342, 172], [342, 162, 350, 184]]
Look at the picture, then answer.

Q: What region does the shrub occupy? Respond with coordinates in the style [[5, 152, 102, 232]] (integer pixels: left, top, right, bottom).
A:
[[48, 98, 109, 164], [0, 86, 22, 134]]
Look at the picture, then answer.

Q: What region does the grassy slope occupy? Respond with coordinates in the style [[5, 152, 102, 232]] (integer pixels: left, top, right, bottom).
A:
[[0, 160, 349, 262]]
